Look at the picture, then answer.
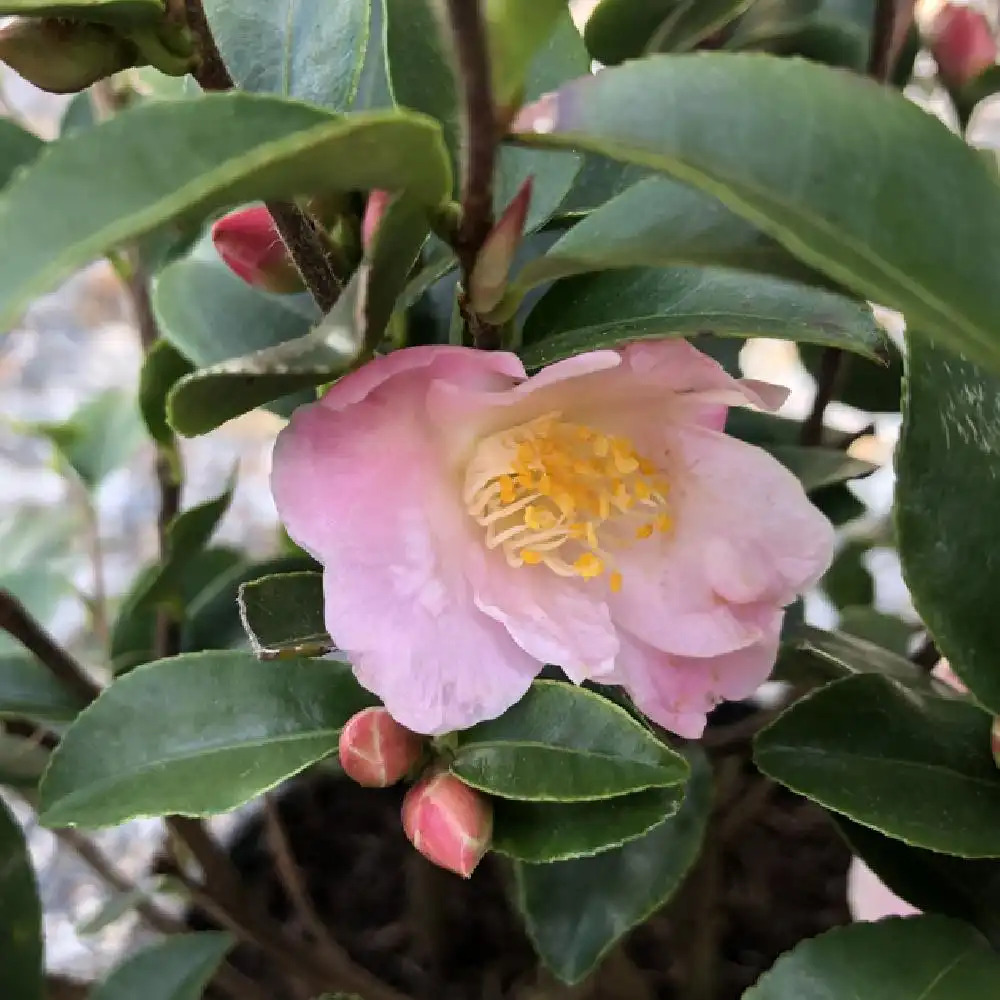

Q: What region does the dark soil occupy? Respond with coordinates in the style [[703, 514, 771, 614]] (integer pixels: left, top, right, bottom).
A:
[[184, 738, 852, 1000]]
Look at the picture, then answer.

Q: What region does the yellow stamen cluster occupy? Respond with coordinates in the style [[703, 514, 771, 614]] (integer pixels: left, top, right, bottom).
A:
[[464, 412, 672, 590]]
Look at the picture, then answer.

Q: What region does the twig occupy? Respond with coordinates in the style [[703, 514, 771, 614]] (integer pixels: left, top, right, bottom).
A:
[[74, 482, 110, 653], [265, 201, 344, 313], [0, 591, 100, 704], [800, 346, 845, 446], [183, 0, 234, 91], [261, 794, 334, 953], [443, 0, 502, 349]]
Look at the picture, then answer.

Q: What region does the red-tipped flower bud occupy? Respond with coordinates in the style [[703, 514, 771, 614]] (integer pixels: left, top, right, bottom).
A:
[[362, 189, 392, 253], [339, 707, 425, 788], [992, 716, 1000, 768], [929, 4, 996, 90], [402, 772, 493, 878], [211, 206, 305, 294], [468, 177, 533, 315], [0, 17, 139, 94]]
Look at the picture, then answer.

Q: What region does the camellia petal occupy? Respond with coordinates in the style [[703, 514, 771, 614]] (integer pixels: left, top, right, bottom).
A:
[[271, 340, 834, 737]]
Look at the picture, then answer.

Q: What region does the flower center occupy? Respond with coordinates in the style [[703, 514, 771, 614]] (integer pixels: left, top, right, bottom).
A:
[[463, 412, 672, 592]]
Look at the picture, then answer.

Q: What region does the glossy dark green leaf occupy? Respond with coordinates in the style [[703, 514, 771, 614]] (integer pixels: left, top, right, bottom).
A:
[[520, 266, 882, 369], [0, 0, 161, 23], [583, 0, 680, 63], [29, 389, 146, 488], [516, 747, 711, 983], [812, 481, 865, 525], [514, 175, 825, 297], [0, 655, 86, 723], [649, 0, 754, 52], [164, 485, 233, 563], [765, 446, 874, 493], [139, 340, 193, 445], [492, 785, 684, 862], [774, 624, 932, 690], [0, 796, 42, 1000], [840, 818, 1000, 948], [755, 673, 1000, 856], [352, 0, 393, 111], [837, 607, 915, 657], [238, 571, 332, 659], [204, 0, 369, 110], [39, 651, 377, 827], [0, 95, 451, 330], [743, 916, 1000, 1000], [90, 933, 234, 1000], [823, 540, 874, 608], [485, 0, 565, 109], [452, 681, 688, 802], [800, 339, 903, 413], [554, 153, 647, 216], [514, 54, 1000, 373], [0, 118, 43, 190], [897, 338, 1000, 716], [727, 0, 874, 71], [60, 91, 97, 137]]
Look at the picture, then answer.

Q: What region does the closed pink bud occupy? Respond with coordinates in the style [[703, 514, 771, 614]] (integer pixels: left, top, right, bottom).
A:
[[401, 772, 493, 878], [930, 4, 996, 90], [211, 206, 304, 294], [469, 177, 533, 315], [338, 707, 425, 788], [362, 189, 392, 253], [992, 717, 1000, 767]]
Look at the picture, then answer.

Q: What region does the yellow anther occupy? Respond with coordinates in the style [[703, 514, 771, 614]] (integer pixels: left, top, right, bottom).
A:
[[613, 447, 639, 474], [593, 435, 610, 458], [634, 480, 652, 501], [522, 549, 543, 565], [574, 553, 604, 579], [585, 522, 599, 549], [610, 571, 623, 593], [499, 475, 516, 504], [555, 492, 576, 517], [656, 513, 672, 533], [636, 523, 654, 540], [638, 458, 657, 475]]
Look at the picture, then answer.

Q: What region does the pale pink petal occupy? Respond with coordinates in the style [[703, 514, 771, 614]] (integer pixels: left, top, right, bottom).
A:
[[847, 858, 920, 921], [611, 622, 782, 739], [474, 565, 618, 683], [271, 351, 539, 735], [610, 426, 833, 657]]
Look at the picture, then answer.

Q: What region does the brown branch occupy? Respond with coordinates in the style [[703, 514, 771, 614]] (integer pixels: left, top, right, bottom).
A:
[[265, 201, 344, 313], [183, 0, 234, 91], [443, 0, 502, 349], [0, 591, 100, 704], [800, 346, 845, 446]]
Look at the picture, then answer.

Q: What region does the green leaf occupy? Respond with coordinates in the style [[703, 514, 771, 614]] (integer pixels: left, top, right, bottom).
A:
[[765, 446, 874, 493], [773, 624, 933, 690], [649, 0, 754, 53], [164, 484, 233, 563], [0, 654, 87, 723], [520, 266, 883, 370], [60, 91, 97, 137], [91, 933, 234, 1000], [837, 607, 915, 657], [754, 673, 1000, 856], [812, 481, 865, 525], [0, 118, 42, 190], [516, 746, 711, 983], [513, 54, 1000, 374], [484, 0, 565, 109], [29, 389, 146, 488], [727, 0, 874, 71], [800, 338, 903, 413], [0, 95, 451, 330], [0, 796, 42, 1000], [584, 0, 681, 64], [139, 340, 193, 445], [0, 0, 162, 24], [203, 0, 370, 110], [491, 786, 684, 862], [897, 338, 1000, 716], [237, 571, 332, 659], [514, 175, 828, 297], [840, 818, 1000, 948], [554, 153, 647, 216], [39, 651, 377, 828], [78, 876, 185, 935], [452, 680, 688, 802], [0, 732, 50, 789], [823, 540, 874, 608], [742, 916, 1000, 1000], [153, 239, 316, 365], [352, 0, 393, 111]]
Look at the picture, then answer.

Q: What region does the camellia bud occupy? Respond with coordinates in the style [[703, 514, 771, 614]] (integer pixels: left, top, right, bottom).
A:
[[992, 716, 1000, 767], [0, 17, 139, 94], [211, 206, 305, 294], [929, 4, 996, 90], [361, 189, 392, 253], [338, 707, 425, 788], [468, 177, 533, 316], [401, 772, 493, 878]]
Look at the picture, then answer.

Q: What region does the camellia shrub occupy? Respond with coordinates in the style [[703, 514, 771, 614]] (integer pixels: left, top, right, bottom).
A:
[[2, 0, 1000, 998]]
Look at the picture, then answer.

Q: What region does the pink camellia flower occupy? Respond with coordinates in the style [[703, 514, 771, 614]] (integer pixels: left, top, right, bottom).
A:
[[929, 3, 997, 90], [271, 341, 834, 736], [339, 706, 425, 788], [402, 771, 493, 878], [847, 857, 920, 922], [211, 205, 304, 294]]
